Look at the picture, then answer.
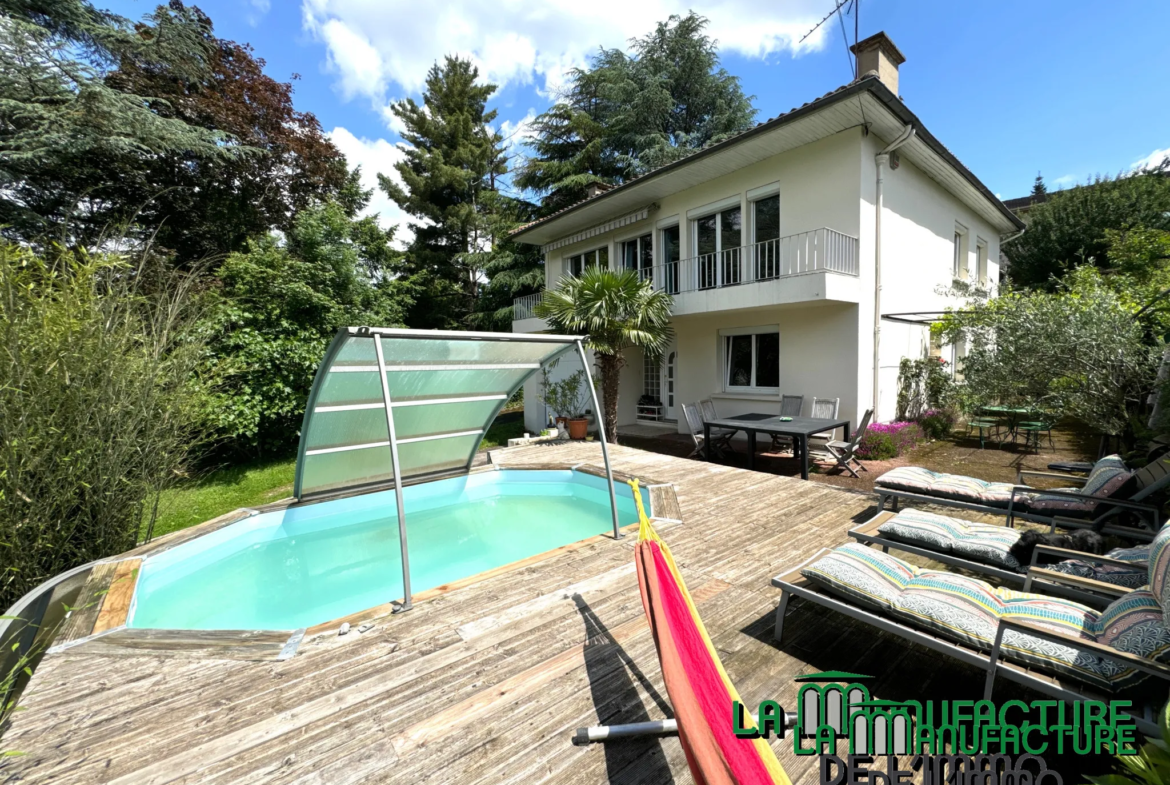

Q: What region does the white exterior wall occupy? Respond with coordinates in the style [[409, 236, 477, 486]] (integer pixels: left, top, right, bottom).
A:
[[859, 131, 1003, 421]]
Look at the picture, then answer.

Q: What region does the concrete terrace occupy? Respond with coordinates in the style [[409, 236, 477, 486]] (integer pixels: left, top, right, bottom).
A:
[[1, 443, 1109, 783]]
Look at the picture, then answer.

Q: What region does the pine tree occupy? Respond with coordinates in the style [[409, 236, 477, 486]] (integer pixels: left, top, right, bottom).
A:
[[0, 0, 237, 242], [380, 57, 507, 329], [1031, 172, 1048, 202]]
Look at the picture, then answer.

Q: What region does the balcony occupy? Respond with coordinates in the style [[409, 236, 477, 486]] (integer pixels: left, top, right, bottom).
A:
[[512, 227, 860, 329]]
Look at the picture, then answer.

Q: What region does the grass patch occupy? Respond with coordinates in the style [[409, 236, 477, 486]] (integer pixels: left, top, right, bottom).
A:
[[144, 416, 530, 541]]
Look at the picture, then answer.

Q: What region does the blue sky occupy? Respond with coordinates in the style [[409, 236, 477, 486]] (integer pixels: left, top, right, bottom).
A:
[[102, 0, 1170, 233]]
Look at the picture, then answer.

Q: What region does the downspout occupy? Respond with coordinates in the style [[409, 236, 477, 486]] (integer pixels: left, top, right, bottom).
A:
[[872, 124, 916, 417]]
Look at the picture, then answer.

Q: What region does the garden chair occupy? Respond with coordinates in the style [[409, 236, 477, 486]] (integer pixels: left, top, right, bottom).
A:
[[1014, 415, 1055, 452], [805, 397, 841, 450], [682, 403, 727, 461], [698, 399, 737, 455], [809, 408, 873, 478], [965, 415, 1001, 449], [771, 525, 1170, 738], [769, 394, 805, 451], [874, 454, 1170, 540]]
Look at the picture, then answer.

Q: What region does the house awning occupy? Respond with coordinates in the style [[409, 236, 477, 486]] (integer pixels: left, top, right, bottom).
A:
[[294, 327, 582, 499]]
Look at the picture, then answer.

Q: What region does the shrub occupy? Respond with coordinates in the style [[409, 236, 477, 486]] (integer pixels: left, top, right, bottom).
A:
[[856, 421, 925, 460], [918, 408, 956, 440], [897, 357, 957, 420], [856, 431, 897, 461], [0, 246, 210, 609]]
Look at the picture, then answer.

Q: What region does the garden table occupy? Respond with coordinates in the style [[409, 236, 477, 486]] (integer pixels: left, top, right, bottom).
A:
[[703, 413, 851, 480], [980, 405, 1032, 436]]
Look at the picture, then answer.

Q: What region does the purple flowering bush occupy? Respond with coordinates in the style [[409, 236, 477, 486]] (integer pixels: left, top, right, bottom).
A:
[[855, 421, 924, 460]]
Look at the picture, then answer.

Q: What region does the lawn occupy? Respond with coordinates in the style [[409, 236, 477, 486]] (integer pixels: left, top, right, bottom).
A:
[[143, 415, 528, 541]]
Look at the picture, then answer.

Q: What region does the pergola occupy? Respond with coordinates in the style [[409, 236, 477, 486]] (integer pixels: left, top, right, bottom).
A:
[[293, 327, 619, 611]]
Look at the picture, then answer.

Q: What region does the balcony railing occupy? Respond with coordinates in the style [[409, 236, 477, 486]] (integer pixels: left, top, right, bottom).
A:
[[642, 227, 858, 295], [512, 228, 859, 319], [513, 291, 544, 321]]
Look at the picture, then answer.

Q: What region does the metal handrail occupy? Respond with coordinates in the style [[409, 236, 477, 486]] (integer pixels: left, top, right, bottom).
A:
[[650, 227, 858, 295], [512, 292, 544, 321]]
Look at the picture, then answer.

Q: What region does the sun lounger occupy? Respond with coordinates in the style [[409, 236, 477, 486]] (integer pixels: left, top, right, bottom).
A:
[[872, 454, 1170, 539], [772, 533, 1170, 736], [848, 508, 1148, 603]]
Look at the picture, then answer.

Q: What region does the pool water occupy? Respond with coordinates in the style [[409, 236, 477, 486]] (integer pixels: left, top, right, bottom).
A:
[[129, 470, 647, 631]]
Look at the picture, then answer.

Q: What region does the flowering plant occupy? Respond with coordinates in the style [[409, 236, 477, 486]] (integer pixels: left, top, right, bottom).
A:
[[855, 421, 924, 460]]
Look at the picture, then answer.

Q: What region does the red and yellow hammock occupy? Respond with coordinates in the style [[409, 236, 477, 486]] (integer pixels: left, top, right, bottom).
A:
[[631, 480, 791, 785]]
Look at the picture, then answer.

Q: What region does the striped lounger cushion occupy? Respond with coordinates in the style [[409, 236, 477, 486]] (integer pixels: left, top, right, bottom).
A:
[[877, 508, 1021, 569], [800, 536, 1170, 692], [1047, 544, 1150, 589], [874, 466, 1015, 507]]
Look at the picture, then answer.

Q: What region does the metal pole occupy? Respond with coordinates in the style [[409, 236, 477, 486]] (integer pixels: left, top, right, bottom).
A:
[[375, 335, 412, 611], [572, 712, 796, 745], [576, 340, 622, 539]]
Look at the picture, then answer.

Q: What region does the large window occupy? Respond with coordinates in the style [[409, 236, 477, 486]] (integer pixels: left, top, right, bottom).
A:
[[660, 225, 680, 294], [621, 234, 653, 282], [752, 194, 780, 279], [694, 206, 741, 289], [975, 240, 988, 285], [566, 246, 608, 277], [722, 328, 779, 392]]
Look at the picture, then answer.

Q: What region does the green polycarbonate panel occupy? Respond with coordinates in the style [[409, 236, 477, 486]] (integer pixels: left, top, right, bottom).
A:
[[300, 445, 395, 497], [332, 335, 377, 366], [396, 434, 483, 476], [385, 368, 531, 401], [304, 408, 389, 451], [378, 337, 561, 366], [297, 331, 580, 498], [392, 399, 500, 440], [314, 370, 383, 407]]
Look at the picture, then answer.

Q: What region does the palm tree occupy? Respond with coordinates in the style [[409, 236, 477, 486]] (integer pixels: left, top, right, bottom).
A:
[[535, 267, 673, 443]]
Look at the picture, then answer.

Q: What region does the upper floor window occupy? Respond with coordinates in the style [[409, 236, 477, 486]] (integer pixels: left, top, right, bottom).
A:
[[975, 240, 988, 285], [953, 225, 969, 280], [621, 234, 653, 281], [660, 225, 680, 295], [566, 246, 608, 278], [694, 206, 742, 288], [722, 327, 779, 392], [752, 194, 781, 279]]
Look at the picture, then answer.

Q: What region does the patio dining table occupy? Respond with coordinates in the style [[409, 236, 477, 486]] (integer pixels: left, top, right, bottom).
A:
[[703, 413, 851, 480]]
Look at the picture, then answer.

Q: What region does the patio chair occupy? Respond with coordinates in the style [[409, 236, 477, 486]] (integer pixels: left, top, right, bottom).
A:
[[682, 402, 727, 461], [1015, 416, 1055, 452], [772, 527, 1170, 737], [809, 408, 873, 478], [965, 415, 1002, 449], [806, 397, 841, 449], [698, 399, 738, 455], [769, 395, 805, 451], [848, 507, 1150, 603], [873, 454, 1170, 540]]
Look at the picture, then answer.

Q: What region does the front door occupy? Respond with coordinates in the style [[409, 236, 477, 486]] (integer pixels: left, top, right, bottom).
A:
[[663, 347, 677, 421]]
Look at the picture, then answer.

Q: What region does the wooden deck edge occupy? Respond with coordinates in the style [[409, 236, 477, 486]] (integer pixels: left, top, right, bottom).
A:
[[52, 562, 119, 645], [92, 559, 141, 634]]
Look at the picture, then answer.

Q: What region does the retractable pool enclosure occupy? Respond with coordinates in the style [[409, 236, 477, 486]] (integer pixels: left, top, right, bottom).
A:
[[294, 327, 621, 611]]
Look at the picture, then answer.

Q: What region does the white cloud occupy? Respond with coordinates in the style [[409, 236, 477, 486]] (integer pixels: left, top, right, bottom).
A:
[[1052, 174, 1078, 188], [327, 127, 412, 244], [1133, 146, 1170, 172], [247, 0, 271, 26], [302, 0, 836, 109], [499, 109, 538, 152]]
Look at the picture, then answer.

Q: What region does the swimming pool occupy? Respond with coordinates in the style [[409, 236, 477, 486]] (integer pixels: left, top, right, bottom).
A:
[[129, 470, 648, 631]]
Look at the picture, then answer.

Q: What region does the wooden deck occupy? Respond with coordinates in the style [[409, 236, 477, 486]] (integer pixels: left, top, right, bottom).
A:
[[0, 444, 1110, 783]]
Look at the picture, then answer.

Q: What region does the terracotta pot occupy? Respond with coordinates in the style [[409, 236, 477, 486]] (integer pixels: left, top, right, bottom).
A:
[[567, 417, 589, 440], [555, 416, 568, 426]]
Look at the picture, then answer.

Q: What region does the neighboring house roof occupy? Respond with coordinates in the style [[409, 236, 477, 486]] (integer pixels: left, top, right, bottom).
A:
[[1002, 193, 1049, 215], [511, 74, 1025, 247]]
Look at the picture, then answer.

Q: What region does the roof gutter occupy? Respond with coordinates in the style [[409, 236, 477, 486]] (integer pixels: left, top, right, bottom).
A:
[[873, 124, 917, 419]]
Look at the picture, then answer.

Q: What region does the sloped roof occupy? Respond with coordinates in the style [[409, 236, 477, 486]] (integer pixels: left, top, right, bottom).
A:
[[512, 75, 1024, 246]]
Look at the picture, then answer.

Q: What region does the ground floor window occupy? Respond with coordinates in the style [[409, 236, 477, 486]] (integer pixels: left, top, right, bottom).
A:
[[721, 328, 779, 392], [643, 353, 661, 400]]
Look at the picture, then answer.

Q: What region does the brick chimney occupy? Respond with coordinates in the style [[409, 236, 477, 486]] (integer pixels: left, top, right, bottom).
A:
[[850, 32, 905, 95]]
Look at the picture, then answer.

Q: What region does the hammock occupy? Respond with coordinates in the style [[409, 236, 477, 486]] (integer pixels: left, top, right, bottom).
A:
[[629, 479, 793, 785]]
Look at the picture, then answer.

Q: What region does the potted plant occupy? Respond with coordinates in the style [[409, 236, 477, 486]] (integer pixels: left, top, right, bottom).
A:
[[558, 371, 592, 440]]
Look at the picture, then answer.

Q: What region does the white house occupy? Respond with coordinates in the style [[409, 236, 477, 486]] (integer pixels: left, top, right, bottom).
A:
[[510, 33, 1025, 438]]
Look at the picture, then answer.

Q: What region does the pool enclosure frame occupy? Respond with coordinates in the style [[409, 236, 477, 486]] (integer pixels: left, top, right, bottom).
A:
[[293, 327, 621, 612]]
